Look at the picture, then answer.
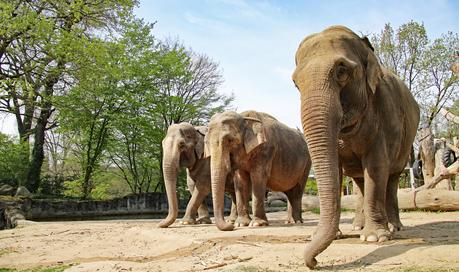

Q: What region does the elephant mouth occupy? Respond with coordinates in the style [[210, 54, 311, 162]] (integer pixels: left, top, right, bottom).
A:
[[340, 119, 359, 136]]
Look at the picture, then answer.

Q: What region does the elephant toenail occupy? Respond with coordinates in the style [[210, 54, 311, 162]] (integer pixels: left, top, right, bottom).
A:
[[366, 235, 378, 242]]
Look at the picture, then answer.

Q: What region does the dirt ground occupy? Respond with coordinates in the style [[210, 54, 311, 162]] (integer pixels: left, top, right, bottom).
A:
[[1, 210, 459, 272]]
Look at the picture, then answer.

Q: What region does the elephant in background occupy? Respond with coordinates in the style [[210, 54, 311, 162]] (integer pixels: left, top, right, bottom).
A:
[[204, 110, 312, 231], [292, 25, 420, 268], [158, 123, 237, 228]]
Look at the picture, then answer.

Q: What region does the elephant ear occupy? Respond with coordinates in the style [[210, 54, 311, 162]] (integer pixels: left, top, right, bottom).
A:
[[194, 126, 207, 159], [362, 36, 382, 94], [243, 117, 267, 155]]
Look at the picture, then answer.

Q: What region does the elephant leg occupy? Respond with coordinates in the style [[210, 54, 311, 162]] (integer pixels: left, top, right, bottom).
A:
[[249, 164, 269, 227], [386, 173, 403, 232], [227, 191, 237, 224], [182, 181, 211, 225], [234, 170, 251, 227], [197, 201, 212, 224], [352, 178, 365, 231], [360, 157, 391, 242], [285, 183, 305, 224]]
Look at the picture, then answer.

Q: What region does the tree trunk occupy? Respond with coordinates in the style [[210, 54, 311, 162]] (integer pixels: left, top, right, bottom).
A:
[[302, 190, 459, 211], [26, 104, 51, 193]]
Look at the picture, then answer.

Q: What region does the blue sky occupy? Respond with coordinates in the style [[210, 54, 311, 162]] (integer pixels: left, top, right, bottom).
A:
[[1, 0, 458, 134], [134, 0, 458, 129]]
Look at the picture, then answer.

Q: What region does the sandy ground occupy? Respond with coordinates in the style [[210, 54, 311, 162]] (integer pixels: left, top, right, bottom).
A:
[[0, 211, 459, 272]]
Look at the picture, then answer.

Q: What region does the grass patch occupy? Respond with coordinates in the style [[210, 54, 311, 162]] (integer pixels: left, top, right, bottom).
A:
[[0, 265, 70, 272]]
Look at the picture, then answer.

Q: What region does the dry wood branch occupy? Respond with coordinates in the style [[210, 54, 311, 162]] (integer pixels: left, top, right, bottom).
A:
[[440, 108, 459, 124], [415, 160, 459, 191]]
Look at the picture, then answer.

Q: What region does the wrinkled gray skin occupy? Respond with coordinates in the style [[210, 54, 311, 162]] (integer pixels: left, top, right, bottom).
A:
[[205, 110, 312, 231], [158, 123, 237, 228], [292, 26, 420, 269]]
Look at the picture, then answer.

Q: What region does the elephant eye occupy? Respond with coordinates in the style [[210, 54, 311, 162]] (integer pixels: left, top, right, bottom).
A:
[[335, 64, 350, 85]]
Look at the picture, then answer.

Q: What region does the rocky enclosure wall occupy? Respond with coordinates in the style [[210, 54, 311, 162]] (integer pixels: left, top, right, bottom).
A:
[[1, 193, 232, 229]]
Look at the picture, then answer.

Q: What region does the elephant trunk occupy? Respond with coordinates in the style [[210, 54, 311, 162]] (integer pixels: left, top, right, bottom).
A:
[[301, 90, 342, 269], [158, 142, 180, 228], [210, 143, 234, 231]]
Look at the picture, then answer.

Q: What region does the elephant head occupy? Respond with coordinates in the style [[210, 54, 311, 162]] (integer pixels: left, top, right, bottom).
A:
[[158, 123, 206, 228], [205, 111, 266, 231], [292, 26, 382, 268]]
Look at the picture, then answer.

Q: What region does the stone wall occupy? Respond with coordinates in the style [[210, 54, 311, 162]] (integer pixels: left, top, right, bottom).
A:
[[25, 193, 178, 220], [1, 193, 232, 228]]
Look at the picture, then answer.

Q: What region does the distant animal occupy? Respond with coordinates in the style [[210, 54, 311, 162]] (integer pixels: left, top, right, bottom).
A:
[[204, 110, 312, 231], [158, 123, 236, 228]]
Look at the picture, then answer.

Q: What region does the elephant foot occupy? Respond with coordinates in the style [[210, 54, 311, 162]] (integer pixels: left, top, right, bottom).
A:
[[227, 215, 237, 224], [359, 227, 391, 242], [234, 215, 251, 227], [285, 217, 303, 224], [353, 224, 364, 231], [181, 218, 197, 225], [249, 217, 269, 227], [352, 215, 365, 231], [197, 216, 212, 224], [388, 221, 403, 233]]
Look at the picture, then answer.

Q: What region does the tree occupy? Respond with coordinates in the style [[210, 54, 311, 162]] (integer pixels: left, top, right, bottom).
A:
[[108, 27, 234, 195], [372, 21, 458, 127], [0, 0, 137, 193], [56, 38, 128, 199], [0, 133, 28, 186], [107, 20, 190, 194], [419, 32, 459, 126]]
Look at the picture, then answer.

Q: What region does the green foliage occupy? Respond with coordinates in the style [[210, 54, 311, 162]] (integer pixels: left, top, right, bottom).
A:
[[304, 178, 317, 195], [0, 133, 28, 186], [372, 21, 459, 128], [2, 1, 232, 199], [0, 0, 138, 193]]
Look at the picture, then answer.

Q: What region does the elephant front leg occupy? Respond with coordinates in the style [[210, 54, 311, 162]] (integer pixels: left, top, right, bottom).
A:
[[182, 180, 211, 225], [233, 170, 251, 227], [386, 173, 403, 232], [249, 166, 269, 227], [360, 159, 391, 242], [352, 178, 365, 231]]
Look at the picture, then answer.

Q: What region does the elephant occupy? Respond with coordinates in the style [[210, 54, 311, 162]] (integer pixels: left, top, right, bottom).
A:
[[158, 122, 237, 228], [292, 25, 420, 269], [204, 110, 312, 231]]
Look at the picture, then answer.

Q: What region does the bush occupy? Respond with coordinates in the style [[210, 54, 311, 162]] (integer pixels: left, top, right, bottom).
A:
[[0, 133, 29, 187]]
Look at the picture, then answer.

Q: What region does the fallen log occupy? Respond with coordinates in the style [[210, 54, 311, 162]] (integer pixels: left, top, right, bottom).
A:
[[302, 189, 459, 212]]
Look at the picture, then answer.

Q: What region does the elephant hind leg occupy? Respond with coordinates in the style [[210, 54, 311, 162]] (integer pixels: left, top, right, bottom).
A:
[[352, 178, 365, 231], [285, 182, 306, 224], [386, 173, 403, 232]]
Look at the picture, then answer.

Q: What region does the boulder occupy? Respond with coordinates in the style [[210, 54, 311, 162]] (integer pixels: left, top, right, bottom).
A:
[[15, 186, 32, 197], [0, 184, 15, 196]]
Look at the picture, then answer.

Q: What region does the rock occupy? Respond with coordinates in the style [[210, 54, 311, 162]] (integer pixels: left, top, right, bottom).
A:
[[15, 186, 31, 197], [0, 184, 15, 196]]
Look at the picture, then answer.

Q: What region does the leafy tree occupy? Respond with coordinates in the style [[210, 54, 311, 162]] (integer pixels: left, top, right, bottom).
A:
[[372, 21, 459, 127], [0, 133, 28, 186], [0, 0, 137, 193], [56, 38, 126, 199]]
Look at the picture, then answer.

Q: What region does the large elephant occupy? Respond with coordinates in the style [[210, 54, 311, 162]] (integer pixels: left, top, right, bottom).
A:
[[158, 122, 236, 228], [205, 110, 312, 231], [292, 26, 420, 269]]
